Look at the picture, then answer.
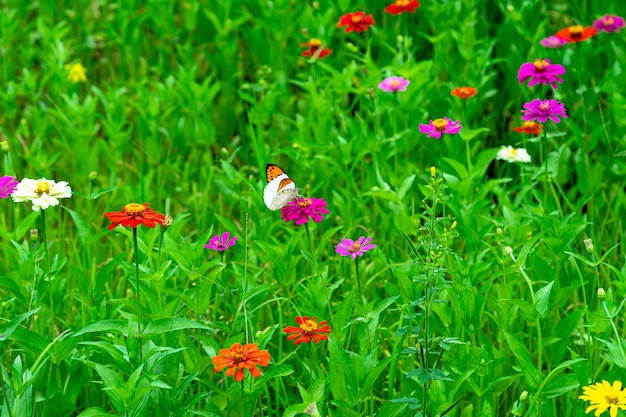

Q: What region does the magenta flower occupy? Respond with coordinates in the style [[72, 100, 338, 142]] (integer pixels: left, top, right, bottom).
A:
[[0, 176, 19, 198], [521, 99, 568, 124], [205, 232, 238, 251], [540, 36, 567, 48], [593, 14, 625, 33], [518, 59, 565, 89], [418, 118, 462, 139], [335, 236, 376, 260], [378, 76, 410, 92], [280, 197, 329, 225]]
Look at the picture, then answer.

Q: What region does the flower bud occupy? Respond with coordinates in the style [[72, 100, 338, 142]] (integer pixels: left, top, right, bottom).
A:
[[496, 227, 502, 235], [89, 171, 98, 181], [450, 221, 457, 230], [504, 246, 513, 255], [0, 141, 8, 152], [597, 288, 606, 300], [30, 229, 39, 242], [430, 166, 436, 178], [160, 215, 173, 231], [519, 391, 528, 401], [583, 238, 594, 253]]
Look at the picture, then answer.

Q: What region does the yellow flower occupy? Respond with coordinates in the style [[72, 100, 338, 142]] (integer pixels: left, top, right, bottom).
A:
[[65, 63, 87, 83], [579, 380, 626, 417]]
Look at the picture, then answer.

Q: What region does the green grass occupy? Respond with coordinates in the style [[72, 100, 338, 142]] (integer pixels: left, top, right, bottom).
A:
[[1, 0, 626, 416]]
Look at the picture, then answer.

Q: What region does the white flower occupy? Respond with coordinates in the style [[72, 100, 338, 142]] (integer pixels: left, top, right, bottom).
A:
[[12, 178, 72, 211], [496, 146, 531, 163], [303, 402, 320, 417]]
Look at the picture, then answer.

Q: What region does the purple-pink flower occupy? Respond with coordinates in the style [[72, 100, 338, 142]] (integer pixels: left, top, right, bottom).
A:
[[205, 232, 238, 251], [521, 99, 568, 124], [335, 236, 376, 260], [0, 176, 19, 198], [540, 36, 567, 48], [280, 197, 329, 226], [593, 14, 625, 33], [518, 59, 566, 89], [378, 76, 410, 92], [418, 118, 462, 139]]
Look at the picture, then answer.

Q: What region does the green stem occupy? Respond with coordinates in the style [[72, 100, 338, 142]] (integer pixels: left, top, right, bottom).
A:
[[41, 209, 49, 264], [0, 364, 13, 417], [601, 300, 626, 364], [541, 128, 548, 210], [304, 222, 313, 255], [355, 258, 362, 306], [132, 227, 142, 360]]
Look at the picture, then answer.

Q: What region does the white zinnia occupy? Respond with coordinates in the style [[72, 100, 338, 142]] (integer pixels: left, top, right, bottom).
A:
[[496, 146, 531, 163], [12, 178, 72, 211]]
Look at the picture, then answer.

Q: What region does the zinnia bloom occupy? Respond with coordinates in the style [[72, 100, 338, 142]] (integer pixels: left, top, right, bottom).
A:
[[65, 63, 87, 83], [301, 38, 332, 59], [0, 176, 19, 198], [104, 203, 165, 230], [496, 146, 532, 163], [205, 232, 238, 251], [336, 11, 374, 33], [283, 316, 331, 345], [555, 25, 596, 43], [419, 117, 463, 139], [521, 99, 568, 123], [513, 121, 543, 135], [280, 197, 329, 225], [517, 58, 566, 89], [378, 76, 410, 92], [540, 35, 567, 48], [579, 380, 626, 417], [450, 86, 477, 99], [593, 15, 625, 33], [335, 236, 376, 259], [212, 342, 270, 382], [12, 178, 72, 211], [385, 0, 420, 15]]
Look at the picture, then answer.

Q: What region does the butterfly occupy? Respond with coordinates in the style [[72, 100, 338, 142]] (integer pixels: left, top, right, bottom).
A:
[[264, 164, 299, 211]]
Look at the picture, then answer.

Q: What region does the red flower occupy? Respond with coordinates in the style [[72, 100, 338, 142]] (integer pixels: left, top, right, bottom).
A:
[[283, 316, 331, 345], [385, 0, 420, 15], [104, 203, 165, 230], [337, 11, 375, 33], [450, 86, 477, 99], [555, 25, 596, 43], [300, 39, 332, 59], [512, 121, 543, 135], [212, 342, 271, 382]]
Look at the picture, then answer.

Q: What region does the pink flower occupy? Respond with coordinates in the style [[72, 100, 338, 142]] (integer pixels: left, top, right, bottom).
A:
[[517, 58, 566, 90], [0, 176, 19, 198], [335, 236, 376, 259], [280, 197, 329, 225], [521, 99, 568, 124], [540, 36, 567, 48], [205, 232, 238, 251], [378, 76, 410, 92], [593, 14, 625, 33], [418, 118, 462, 139]]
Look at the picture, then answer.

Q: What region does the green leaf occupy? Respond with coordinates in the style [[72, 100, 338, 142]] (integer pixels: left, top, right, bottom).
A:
[[504, 331, 542, 388], [73, 320, 129, 337], [76, 407, 118, 417], [534, 281, 554, 318], [0, 308, 40, 342], [142, 318, 215, 335], [63, 206, 91, 243]]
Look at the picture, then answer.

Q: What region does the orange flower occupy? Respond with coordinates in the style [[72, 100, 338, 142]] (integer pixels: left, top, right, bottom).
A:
[[337, 11, 375, 33], [450, 86, 477, 99], [104, 203, 165, 230], [300, 38, 332, 59], [385, 0, 420, 15], [555, 25, 596, 43], [212, 342, 271, 382], [512, 121, 543, 135], [283, 316, 331, 345]]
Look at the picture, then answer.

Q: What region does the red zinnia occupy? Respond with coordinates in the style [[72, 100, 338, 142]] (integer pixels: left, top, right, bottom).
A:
[[337, 11, 375, 33], [212, 342, 271, 382], [385, 0, 420, 15], [300, 38, 332, 59], [283, 316, 331, 345], [555, 25, 596, 43], [104, 203, 165, 230], [512, 121, 543, 135], [450, 86, 477, 99]]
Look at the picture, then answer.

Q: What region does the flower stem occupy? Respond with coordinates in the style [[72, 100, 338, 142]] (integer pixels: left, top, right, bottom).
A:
[[304, 222, 313, 255], [601, 300, 626, 364], [40, 209, 49, 264], [355, 258, 362, 305], [542, 128, 548, 210], [41, 209, 57, 337], [132, 227, 143, 360]]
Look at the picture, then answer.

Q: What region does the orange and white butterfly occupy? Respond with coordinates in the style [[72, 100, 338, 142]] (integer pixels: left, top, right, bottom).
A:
[[264, 164, 299, 211]]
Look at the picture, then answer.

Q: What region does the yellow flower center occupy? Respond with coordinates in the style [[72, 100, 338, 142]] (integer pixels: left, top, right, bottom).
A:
[[351, 14, 363, 23], [433, 118, 449, 131], [348, 243, 362, 253], [230, 345, 245, 362], [124, 203, 146, 216], [606, 394, 619, 404], [388, 79, 400, 87], [604, 17, 614, 25], [522, 121, 537, 129], [569, 25, 583, 38], [533, 59, 549, 71], [510, 148, 518, 155], [539, 101, 550, 111], [300, 319, 320, 333], [297, 198, 312, 208], [309, 38, 321, 47], [396, 0, 410, 6], [35, 180, 51, 196]]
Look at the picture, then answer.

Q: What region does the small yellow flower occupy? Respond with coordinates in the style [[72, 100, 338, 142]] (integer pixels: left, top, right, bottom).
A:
[[579, 380, 626, 417], [65, 63, 87, 83]]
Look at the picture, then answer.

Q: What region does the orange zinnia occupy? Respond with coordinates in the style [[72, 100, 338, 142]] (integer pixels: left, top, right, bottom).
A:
[[385, 0, 420, 15], [283, 316, 331, 345], [104, 203, 165, 230], [512, 121, 543, 135], [212, 342, 271, 382], [450, 86, 477, 99], [337, 11, 375, 33], [555, 25, 596, 43], [300, 38, 332, 59]]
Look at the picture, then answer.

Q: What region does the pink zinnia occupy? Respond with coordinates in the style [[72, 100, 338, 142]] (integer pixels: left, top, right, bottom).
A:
[[593, 15, 625, 33], [521, 99, 568, 124], [378, 76, 410, 92], [418, 118, 462, 139], [280, 197, 329, 225], [540, 36, 567, 48], [0, 176, 19, 198], [517, 58, 566, 90], [205, 232, 238, 251], [335, 236, 376, 259]]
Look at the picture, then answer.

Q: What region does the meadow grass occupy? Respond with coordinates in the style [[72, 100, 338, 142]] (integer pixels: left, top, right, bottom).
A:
[[1, 0, 626, 416]]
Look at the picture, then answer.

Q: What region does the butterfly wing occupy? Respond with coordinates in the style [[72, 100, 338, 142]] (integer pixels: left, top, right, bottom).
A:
[[264, 164, 299, 211]]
